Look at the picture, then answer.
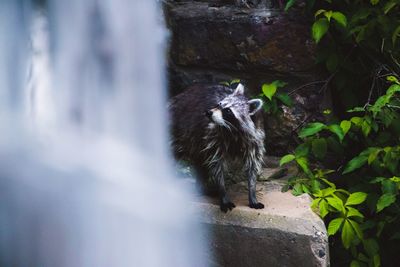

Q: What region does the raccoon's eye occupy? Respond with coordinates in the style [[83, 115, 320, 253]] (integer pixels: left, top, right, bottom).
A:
[[224, 108, 232, 114]]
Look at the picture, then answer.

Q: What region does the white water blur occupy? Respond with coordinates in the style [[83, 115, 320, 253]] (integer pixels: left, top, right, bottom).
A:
[[0, 0, 207, 266]]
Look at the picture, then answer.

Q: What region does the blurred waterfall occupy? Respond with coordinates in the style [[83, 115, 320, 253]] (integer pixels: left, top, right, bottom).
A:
[[0, 0, 207, 266]]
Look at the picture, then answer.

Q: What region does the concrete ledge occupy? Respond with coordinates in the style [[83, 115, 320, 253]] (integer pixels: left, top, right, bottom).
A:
[[194, 181, 329, 267]]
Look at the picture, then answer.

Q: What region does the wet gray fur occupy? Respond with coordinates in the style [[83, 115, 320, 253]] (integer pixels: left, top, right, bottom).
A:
[[169, 84, 265, 212]]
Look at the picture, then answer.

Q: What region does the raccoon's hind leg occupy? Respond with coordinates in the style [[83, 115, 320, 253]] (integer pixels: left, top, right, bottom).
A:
[[192, 164, 218, 196], [245, 154, 265, 209], [210, 161, 235, 212], [247, 171, 264, 209]]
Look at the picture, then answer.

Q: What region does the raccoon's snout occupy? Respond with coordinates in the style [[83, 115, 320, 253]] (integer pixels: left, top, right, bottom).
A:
[[205, 110, 213, 119]]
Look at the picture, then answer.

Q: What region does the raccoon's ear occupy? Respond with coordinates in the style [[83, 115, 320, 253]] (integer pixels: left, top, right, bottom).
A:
[[233, 83, 244, 95], [248, 99, 263, 116]]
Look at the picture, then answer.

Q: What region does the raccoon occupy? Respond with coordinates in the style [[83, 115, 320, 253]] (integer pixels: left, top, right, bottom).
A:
[[169, 83, 265, 212]]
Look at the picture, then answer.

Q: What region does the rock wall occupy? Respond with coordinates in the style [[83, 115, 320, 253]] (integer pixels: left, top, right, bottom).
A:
[[164, 0, 330, 155]]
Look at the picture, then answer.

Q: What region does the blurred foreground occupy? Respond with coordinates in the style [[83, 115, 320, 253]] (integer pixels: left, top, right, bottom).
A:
[[0, 1, 206, 266]]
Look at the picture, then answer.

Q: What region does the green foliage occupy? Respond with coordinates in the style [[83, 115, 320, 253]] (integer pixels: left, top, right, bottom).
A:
[[312, 18, 329, 43], [287, 0, 400, 112], [281, 78, 400, 266], [220, 79, 241, 87], [282, 0, 400, 264], [259, 80, 293, 115]]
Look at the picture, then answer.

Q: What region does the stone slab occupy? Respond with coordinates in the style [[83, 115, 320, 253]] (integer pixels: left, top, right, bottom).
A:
[[193, 180, 329, 267]]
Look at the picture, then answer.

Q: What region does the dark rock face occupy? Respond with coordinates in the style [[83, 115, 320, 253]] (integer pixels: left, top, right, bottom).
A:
[[164, 1, 329, 155], [166, 2, 315, 75]]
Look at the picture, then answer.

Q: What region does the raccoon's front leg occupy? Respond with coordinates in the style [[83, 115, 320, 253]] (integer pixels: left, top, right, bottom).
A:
[[211, 161, 235, 212]]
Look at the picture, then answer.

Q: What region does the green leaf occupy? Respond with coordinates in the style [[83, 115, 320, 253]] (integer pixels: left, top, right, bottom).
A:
[[349, 219, 363, 239], [314, 9, 326, 18], [347, 107, 365, 113], [371, 95, 390, 117], [347, 207, 364, 218], [262, 83, 277, 100], [361, 120, 371, 137], [350, 260, 362, 267], [320, 177, 336, 188], [387, 75, 399, 84], [324, 10, 333, 21], [311, 198, 320, 209], [263, 102, 272, 113], [387, 84, 400, 95], [230, 79, 241, 84], [342, 219, 356, 249], [302, 184, 311, 194], [311, 179, 321, 192], [351, 9, 371, 23], [312, 138, 327, 159], [358, 252, 369, 262], [340, 120, 352, 136], [350, 116, 363, 126], [376, 193, 396, 212], [281, 183, 290, 192], [370, 0, 379, 5], [370, 177, 386, 184], [332, 12, 347, 27], [299, 122, 326, 138], [356, 26, 367, 43], [274, 80, 288, 88], [280, 154, 296, 166], [328, 217, 344, 235], [381, 179, 397, 195], [328, 124, 345, 142], [275, 93, 293, 106], [346, 192, 367, 206], [327, 196, 344, 212], [343, 155, 368, 174], [321, 187, 336, 197], [296, 157, 313, 177], [319, 199, 329, 218], [362, 221, 376, 231], [384, 1, 397, 14], [373, 254, 381, 267], [220, 81, 230, 86], [295, 143, 310, 157], [368, 149, 380, 165], [312, 18, 329, 43], [363, 238, 379, 257], [292, 183, 304, 196], [390, 176, 400, 183], [284, 0, 296, 11]]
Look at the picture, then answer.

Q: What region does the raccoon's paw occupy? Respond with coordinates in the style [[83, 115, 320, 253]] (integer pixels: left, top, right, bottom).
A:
[[249, 202, 264, 209], [220, 202, 236, 213]]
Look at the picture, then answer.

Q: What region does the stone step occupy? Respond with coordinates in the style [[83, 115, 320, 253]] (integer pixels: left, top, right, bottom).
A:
[[193, 178, 329, 267]]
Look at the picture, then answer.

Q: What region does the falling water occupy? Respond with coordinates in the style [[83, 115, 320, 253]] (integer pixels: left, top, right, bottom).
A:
[[0, 0, 206, 266]]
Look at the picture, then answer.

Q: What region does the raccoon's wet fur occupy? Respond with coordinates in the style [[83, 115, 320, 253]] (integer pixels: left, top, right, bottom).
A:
[[169, 83, 265, 212]]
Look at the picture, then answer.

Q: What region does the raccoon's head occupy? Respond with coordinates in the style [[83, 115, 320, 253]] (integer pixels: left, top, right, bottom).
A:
[[205, 83, 263, 133]]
